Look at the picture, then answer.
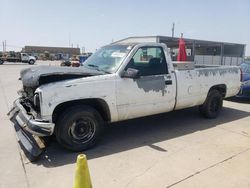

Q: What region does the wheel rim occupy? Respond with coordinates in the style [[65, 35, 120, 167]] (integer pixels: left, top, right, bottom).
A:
[[210, 97, 221, 113], [68, 117, 96, 144]]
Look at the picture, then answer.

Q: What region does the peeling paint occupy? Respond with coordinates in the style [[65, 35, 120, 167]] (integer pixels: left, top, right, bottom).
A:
[[65, 84, 77, 88], [134, 76, 166, 96], [198, 67, 239, 77]]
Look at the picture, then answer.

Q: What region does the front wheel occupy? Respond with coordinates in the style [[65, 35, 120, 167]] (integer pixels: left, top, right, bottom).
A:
[[55, 105, 104, 151], [0, 60, 4, 65], [199, 90, 223, 118]]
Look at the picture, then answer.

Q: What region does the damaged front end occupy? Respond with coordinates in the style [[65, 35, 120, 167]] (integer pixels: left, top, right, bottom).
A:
[[8, 94, 55, 161], [8, 65, 102, 160]]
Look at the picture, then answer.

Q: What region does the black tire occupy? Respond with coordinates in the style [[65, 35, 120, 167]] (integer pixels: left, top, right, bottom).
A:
[[55, 105, 104, 151], [0, 60, 3, 65], [199, 90, 223, 118], [42, 135, 53, 146], [29, 59, 35, 65]]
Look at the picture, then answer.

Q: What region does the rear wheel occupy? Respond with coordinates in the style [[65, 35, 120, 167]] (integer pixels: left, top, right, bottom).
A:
[[0, 60, 4, 65], [55, 105, 104, 151], [199, 90, 223, 118], [29, 59, 35, 65]]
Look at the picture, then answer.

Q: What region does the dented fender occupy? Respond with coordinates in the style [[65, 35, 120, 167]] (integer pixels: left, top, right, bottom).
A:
[[36, 74, 118, 122]]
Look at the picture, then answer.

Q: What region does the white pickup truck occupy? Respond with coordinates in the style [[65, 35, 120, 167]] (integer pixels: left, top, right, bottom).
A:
[[8, 42, 241, 159], [0, 52, 36, 65]]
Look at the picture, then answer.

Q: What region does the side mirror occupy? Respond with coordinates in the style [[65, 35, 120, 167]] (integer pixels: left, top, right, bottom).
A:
[[121, 68, 140, 79]]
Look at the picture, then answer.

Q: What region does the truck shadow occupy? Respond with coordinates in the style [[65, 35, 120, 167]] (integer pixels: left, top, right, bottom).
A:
[[36, 106, 250, 167]]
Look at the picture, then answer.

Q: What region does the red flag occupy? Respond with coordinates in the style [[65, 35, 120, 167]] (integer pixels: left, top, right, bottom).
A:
[[177, 36, 187, 61]]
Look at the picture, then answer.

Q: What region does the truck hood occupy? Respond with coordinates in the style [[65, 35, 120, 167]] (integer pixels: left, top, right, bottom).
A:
[[20, 65, 103, 88]]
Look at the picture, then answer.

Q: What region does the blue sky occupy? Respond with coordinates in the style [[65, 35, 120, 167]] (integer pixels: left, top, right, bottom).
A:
[[1, 0, 250, 55]]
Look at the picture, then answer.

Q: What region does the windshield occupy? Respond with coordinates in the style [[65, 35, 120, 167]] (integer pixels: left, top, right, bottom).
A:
[[83, 45, 132, 73], [241, 62, 250, 73]]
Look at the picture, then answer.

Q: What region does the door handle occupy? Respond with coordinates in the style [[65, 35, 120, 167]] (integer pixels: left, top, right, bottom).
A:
[[165, 80, 172, 85]]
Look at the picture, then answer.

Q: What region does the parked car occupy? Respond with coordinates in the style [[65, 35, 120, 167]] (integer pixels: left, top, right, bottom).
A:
[[8, 42, 241, 160], [237, 61, 250, 98], [60, 60, 72, 67], [60, 58, 80, 67]]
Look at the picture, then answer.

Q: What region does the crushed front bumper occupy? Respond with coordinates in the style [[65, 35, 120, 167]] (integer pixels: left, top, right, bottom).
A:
[[8, 99, 55, 160]]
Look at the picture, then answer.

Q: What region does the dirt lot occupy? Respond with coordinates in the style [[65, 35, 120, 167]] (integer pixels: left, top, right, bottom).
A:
[[0, 61, 250, 188]]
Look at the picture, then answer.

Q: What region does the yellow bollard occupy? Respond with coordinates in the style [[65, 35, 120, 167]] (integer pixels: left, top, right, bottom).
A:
[[73, 154, 92, 188]]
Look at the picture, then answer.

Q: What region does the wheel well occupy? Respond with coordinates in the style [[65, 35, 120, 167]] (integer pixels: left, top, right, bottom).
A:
[[209, 84, 227, 97], [52, 99, 111, 123]]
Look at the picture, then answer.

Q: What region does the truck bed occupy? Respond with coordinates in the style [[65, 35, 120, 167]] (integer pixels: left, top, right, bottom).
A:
[[173, 62, 241, 110], [172, 61, 233, 70]]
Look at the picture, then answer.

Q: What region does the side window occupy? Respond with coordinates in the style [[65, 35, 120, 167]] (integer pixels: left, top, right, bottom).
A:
[[126, 47, 168, 76]]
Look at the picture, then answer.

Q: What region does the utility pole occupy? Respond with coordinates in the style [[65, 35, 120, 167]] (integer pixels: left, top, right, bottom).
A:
[[172, 22, 175, 38], [82, 46, 85, 53], [2, 40, 7, 52], [5, 40, 7, 52], [68, 32, 71, 47]]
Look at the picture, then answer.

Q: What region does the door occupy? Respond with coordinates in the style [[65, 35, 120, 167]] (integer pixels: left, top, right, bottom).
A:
[[116, 46, 176, 121], [21, 53, 29, 62]]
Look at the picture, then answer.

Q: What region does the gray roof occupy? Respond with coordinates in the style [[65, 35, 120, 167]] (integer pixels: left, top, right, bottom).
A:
[[114, 36, 246, 46]]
